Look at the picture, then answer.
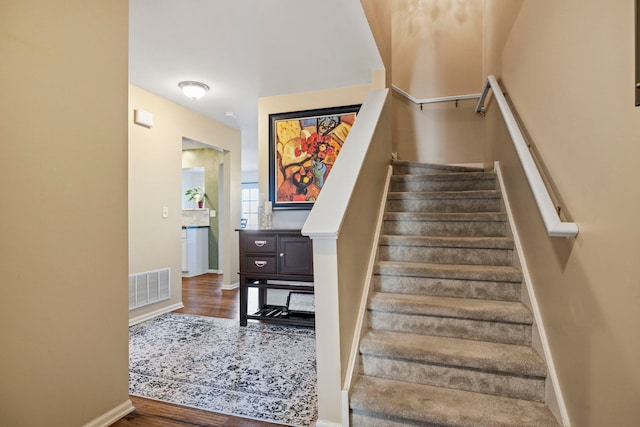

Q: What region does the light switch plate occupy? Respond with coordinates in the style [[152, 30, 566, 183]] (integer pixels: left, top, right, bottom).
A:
[[210, 209, 216, 218], [162, 207, 169, 218]]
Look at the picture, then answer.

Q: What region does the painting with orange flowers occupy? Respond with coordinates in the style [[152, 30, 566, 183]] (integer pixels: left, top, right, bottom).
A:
[[268, 105, 360, 209]]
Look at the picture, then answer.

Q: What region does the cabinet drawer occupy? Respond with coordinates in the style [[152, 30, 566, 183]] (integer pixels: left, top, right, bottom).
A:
[[245, 255, 277, 273], [244, 235, 277, 253]]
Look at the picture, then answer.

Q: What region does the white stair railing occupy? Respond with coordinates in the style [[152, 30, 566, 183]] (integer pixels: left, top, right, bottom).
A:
[[392, 84, 481, 108], [476, 75, 578, 237]]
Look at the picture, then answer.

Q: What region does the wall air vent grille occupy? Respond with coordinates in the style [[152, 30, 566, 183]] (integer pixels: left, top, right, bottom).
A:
[[128, 268, 171, 310]]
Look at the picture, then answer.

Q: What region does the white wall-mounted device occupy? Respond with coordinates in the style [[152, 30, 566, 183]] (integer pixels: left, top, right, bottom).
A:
[[134, 109, 154, 128]]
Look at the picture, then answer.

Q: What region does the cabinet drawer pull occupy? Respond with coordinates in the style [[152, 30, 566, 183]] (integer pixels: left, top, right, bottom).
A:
[[254, 260, 268, 268], [253, 240, 267, 247]]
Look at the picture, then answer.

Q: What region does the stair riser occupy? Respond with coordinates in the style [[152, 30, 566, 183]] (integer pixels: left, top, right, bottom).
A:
[[352, 412, 440, 427], [390, 179, 496, 193], [383, 219, 507, 237], [386, 198, 501, 213], [351, 375, 560, 427], [375, 263, 524, 283], [351, 412, 440, 427], [360, 356, 545, 402], [374, 275, 521, 302], [378, 246, 514, 266], [393, 165, 479, 175], [369, 311, 532, 345]]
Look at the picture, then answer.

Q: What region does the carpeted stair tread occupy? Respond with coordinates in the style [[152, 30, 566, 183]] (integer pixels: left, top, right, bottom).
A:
[[379, 235, 514, 249], [374, 274, 521, 302], [384, 211, 507, 222], [360, 330, 547, 377], [375, 261, 523, 283], [383, 212, 509, 238], [391, 159, 484, 172], [350, 376, 558, 427], [391, 171, 496, 182], [388, 189, 501, 200], [369, 292, 533, 324], [351, 160, 558, 425], [390, 173, 497, 192]]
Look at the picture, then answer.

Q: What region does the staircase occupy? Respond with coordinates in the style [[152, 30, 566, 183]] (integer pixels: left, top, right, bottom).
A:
[[349, 160, 559, 427]]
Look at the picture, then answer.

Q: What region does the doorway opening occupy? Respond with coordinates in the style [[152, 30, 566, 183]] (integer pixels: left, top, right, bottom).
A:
[[181, 138, 225, 278]]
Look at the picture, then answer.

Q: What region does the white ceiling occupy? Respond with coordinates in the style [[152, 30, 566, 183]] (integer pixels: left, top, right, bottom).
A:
[[129, 0, 383, 176]]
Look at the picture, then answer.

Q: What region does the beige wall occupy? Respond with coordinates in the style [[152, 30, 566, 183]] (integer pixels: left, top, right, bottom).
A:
[[482, 0, 523, 78], [361, 0, 392, 88], [392, 0, 485, 164], [482, 0, 523, 169], [0, 1, 130, 426], [392, 94, 484, 164], [393, 0, 483, 98], [129, 85, 242, 321], [493, 0, 640, 425]]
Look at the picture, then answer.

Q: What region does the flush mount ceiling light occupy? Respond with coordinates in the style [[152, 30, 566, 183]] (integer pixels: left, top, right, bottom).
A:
[[178, 81, 210, 100]]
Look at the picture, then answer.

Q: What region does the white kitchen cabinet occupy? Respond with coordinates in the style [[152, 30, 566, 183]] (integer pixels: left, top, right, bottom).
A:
[[181, 226, 209, 277]]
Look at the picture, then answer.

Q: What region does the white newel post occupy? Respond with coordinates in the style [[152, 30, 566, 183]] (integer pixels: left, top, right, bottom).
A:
[[309, 237, 344, 426]]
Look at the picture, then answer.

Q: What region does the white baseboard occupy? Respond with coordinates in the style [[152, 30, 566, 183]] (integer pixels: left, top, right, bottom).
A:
[[315, 421, 342, 427], [207, 269, 221, 274], [182, 272, 212, 278], [341, 390, 351, 427], [81, 399, 134, 427], [128, 302, 185, 326], [222, 281, 239, 290], [495, 162, 571, 427]]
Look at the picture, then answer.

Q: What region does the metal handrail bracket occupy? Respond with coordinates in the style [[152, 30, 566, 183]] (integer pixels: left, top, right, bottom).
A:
[[476, 75, 578, 237]]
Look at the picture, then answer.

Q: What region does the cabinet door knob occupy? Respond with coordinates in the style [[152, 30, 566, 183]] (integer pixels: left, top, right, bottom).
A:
[[280, 253, 284, 257]]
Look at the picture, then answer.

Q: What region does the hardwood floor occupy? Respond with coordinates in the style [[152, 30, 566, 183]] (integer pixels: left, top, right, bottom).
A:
[[175, 273, 240, 319], [113, 274, 283, 427], [115, 396, 285, 427]]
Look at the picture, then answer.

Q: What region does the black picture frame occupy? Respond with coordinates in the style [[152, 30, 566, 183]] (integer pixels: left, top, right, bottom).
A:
[[268, 104, 361, 210]]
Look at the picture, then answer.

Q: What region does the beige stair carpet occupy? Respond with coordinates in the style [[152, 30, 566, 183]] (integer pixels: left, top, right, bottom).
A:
[[350, 160, 559, 426]]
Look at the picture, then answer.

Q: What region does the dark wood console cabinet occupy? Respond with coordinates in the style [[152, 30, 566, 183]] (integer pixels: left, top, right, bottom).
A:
[[237, 229, 314, 327]]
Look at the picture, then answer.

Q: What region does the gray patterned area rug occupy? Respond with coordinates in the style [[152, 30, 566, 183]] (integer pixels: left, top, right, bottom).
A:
[[129, 313, 317, 426]]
